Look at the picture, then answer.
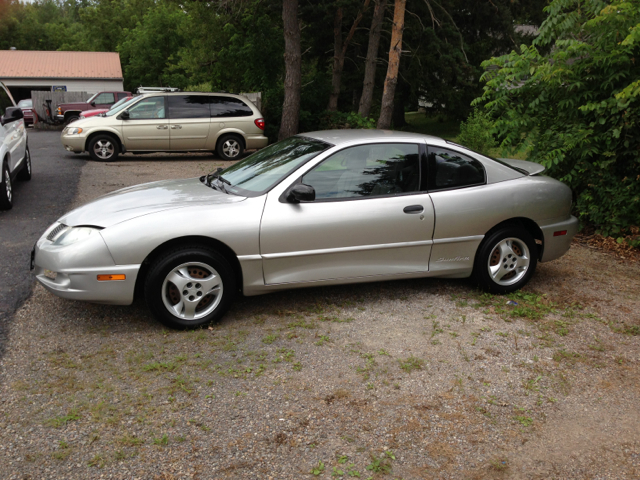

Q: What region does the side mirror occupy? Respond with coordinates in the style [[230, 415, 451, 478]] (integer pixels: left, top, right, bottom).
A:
[[287, 184, 315, 203], [118, 111, 130, 120], [1, 106, 24, 126], [90, 101, 96, 107]]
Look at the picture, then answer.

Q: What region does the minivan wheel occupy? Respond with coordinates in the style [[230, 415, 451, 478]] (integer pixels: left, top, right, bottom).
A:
[[0, 161, 13, 210], [144, 246, 236, 329], [473, 227, 537, 294], [17, 147, 32, 181], [88, 134, 119, 162], [217, 135, 244, 160]]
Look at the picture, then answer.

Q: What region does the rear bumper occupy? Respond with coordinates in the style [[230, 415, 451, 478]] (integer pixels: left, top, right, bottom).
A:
[[540, 216, 579, 262], [245, 134, 268, 150]]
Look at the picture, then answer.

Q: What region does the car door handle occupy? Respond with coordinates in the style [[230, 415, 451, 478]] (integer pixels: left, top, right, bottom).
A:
[[156, 125, 168, 130], [403, 205, 424, 214], [170, 125, 182, 129]]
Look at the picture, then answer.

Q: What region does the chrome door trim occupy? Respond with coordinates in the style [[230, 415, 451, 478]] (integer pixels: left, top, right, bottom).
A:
[[432, 235, 484, 245], [261, 239, 434, 260]]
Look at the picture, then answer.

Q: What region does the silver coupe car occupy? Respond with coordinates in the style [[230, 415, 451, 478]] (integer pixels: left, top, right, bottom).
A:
[[32, 130, 577, 329]]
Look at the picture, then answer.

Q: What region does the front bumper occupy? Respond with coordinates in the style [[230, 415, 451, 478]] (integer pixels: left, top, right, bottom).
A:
[[33, 225, 139, 305], [540, 215, 579, 262], [60, 132, 88, 153]]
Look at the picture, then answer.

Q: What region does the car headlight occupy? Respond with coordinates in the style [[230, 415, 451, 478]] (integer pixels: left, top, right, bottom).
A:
[[51, 226, 100, 246], [66, 127, 84, 135]]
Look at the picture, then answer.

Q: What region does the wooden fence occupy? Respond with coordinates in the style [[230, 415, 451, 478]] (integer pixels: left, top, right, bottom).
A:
[[31, 90, 90, 126], [242, 92, 262, 111]]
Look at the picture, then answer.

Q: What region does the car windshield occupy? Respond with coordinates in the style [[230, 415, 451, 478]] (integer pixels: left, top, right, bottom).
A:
[[105, 96, 139, 117], [86, 92, 99, 103], [209, 136, 331, 197], [108, 96, 132, 111], [18, 99, 32, 108]]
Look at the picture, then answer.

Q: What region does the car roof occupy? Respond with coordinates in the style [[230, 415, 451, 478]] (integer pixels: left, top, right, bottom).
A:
[[300, 129, 444, 146], [143, 91, 244, 98]]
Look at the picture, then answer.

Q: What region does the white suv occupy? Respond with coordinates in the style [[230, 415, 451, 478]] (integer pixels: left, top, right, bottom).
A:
[[0, 82, 31, 210], [60, 92, 268, 162]]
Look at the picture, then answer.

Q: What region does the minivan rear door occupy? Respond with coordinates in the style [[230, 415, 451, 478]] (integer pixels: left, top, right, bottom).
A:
[[167, 95, 211, 151]]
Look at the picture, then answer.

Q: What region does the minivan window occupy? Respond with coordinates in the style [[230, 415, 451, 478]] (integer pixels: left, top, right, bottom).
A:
[[168, 95, 210, 119], [127, 97, 165, 119], [105, 96, 138, 116], [210, 97, 253, 118]]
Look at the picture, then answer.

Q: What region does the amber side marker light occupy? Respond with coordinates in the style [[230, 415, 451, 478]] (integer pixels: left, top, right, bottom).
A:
[[553, 230, 567, 236], [97, 274, 126, 281]]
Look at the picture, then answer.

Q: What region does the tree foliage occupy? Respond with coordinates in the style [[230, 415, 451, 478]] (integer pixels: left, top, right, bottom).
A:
[[477, 0, 640, 235]]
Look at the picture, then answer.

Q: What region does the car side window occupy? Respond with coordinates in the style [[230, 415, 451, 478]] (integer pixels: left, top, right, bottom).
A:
[[128, 97, 165, 119], [117, 92, 129, 100], [427, 146, 485, 191], [168, 95, 210, 119], [302, 143, 420, 200], [210, 97, 253, 118], [94, 92, 116, 105], [0, 86, 13, 117]]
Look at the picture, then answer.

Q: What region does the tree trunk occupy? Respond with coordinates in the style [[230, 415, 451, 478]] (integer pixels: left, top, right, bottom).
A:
[[327, 0, 371, 111], [279, 0, 301, 140], [392, 81, 407, 128], [358, 0, 387, 118], [377, 0, 405, 129], [327, 7, 343, 112]]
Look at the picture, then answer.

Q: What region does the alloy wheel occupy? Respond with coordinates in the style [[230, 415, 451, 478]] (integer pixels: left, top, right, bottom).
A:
[[487, 237, 530, 286], [161, 262, 223, 320], [4, 168, 11, 203], [222, 139, 240, 158], [93, 140, 115, 160]]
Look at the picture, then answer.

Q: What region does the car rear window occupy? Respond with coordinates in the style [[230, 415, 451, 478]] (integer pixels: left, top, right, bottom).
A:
[[210, 97, 254, 118]]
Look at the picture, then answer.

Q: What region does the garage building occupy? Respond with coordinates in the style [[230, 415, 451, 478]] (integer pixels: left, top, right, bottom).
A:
[[0, 50, 124, 102]]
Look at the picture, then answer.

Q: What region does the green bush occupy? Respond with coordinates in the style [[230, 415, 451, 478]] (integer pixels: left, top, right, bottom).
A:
[[456, 109, 497, 155], [318, 111, 376, 130], [477, 0, 640, 238]]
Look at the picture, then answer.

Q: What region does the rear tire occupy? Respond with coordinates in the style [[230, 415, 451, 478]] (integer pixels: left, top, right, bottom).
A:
[[0, 161, 13, 210], [17, 147, 32, 181], [216, 134, 244, 161], [473, 227, 537, 294], [144, 246, 237, 329], [88, 134, 119, 162]]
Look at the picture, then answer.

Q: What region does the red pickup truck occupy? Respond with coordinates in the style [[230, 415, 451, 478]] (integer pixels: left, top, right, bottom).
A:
[[56, 91, 131, 124]]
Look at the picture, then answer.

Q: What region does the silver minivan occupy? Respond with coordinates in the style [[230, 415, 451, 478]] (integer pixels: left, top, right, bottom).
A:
[[0, 81, 31, 210], [60, 92, 268, 162]]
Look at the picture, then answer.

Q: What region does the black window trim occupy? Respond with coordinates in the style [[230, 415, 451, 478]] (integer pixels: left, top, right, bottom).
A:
[[281, 141, 427, 204], [425, 144, 487, 193]]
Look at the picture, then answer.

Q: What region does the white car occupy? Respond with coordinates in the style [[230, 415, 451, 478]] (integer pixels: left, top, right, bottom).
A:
[[0, 81, 31, 210]]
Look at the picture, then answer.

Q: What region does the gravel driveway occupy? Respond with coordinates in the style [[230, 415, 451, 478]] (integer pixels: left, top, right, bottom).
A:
[[1, 152, 639, 479]]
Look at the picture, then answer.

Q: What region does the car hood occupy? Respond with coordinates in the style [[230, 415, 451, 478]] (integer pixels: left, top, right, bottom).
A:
[[81, 108, 108, 117], [499, 158, 546, 176], [59, 178, 245, 228]]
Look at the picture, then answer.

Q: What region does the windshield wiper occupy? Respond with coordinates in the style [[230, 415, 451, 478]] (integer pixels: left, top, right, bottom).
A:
[[203, 168, 235, 194]]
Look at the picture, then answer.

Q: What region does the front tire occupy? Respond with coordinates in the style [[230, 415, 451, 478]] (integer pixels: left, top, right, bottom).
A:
[[17, 147, 32, 181], [144, 246, 236, 329], [474, 227, 537, 294], [216, 134, 244, 161], [0, 161, 12, 210], [88, 134, 119, 162]]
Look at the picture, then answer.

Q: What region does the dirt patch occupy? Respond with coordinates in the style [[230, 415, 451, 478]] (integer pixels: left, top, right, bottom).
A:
[[0, 155, 639, 479]]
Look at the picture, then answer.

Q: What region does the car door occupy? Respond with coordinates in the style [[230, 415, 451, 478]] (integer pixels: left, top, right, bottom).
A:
[[426, 145, 488, 275], [167, 94, 211, 150], [121, 96, 170, 151], [260, 142, 435, 285], [0, 86, 24, 172]]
